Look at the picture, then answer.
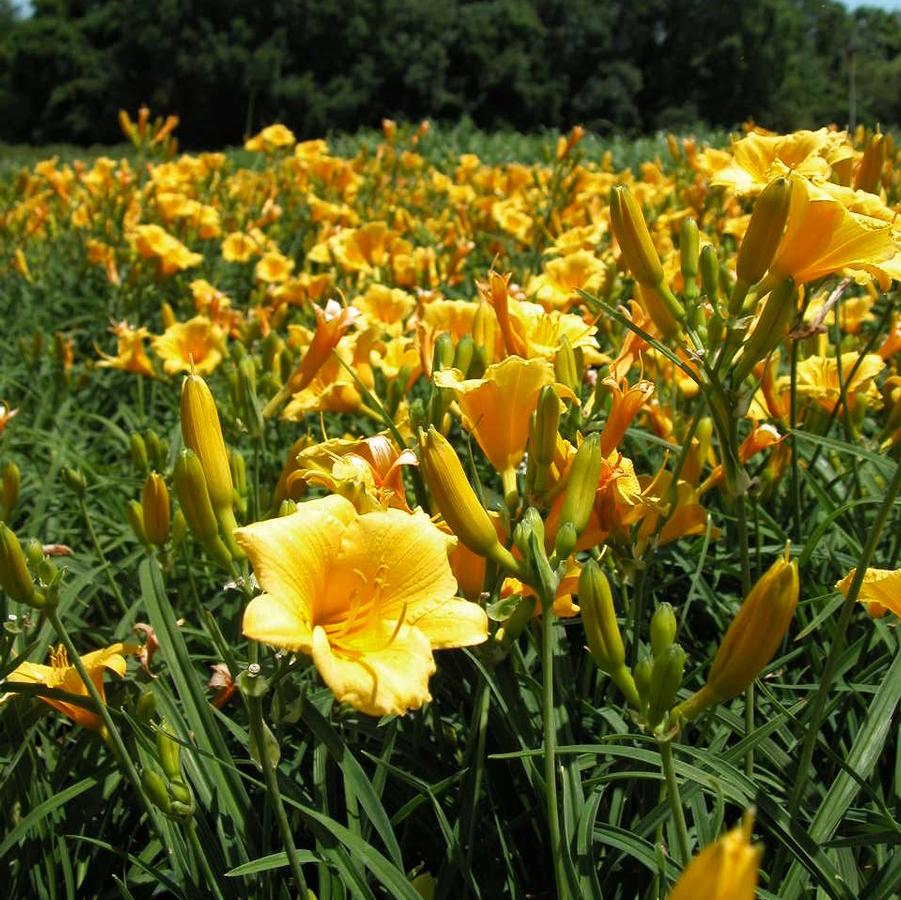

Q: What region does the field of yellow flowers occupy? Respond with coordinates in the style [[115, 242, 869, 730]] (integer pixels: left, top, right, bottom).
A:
[[1, 112, 900, 900]]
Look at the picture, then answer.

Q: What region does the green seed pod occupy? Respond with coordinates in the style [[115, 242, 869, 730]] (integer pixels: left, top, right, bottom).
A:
[[650, 603, 677, 658]]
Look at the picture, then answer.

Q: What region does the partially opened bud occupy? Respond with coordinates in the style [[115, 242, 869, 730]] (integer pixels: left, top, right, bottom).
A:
[[735, 177, 792, 294], [558, 433, 602, 538], [419, 427, 519, 573], [180, 374, 234, 518], [0, 523, 37, 606], [142, 472, 170, 546]]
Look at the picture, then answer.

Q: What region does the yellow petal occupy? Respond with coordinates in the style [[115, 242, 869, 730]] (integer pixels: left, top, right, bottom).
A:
[[311, 623, 436, 716], [329, 508, 458, 626], [236, 495, 357, 644], [406, 597, 488, 649], [836, 567, 901, 617]]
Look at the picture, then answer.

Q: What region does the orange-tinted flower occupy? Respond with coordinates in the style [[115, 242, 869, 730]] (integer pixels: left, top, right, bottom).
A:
[[96, 321, 155, 378], [152, 316, 225, 376]]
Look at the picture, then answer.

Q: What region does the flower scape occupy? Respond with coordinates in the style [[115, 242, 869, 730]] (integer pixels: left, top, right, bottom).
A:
[[0, 114, 899, 899]]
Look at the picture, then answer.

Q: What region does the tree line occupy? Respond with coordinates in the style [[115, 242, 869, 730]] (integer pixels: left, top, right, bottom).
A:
[[1, 0, 898, 148]]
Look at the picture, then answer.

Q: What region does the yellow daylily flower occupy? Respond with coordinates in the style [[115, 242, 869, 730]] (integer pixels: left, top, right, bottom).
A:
[[434, 356, 576, 476], [152, 315, 226, 376], [244, 123, 296, 152], [527, 250, 607, 311], [96, 321, 155, 378], [2, 642, 137, 731], [236, 496, 488, 716], [836, 568, 901, 618], [669, 812, 762, 900]]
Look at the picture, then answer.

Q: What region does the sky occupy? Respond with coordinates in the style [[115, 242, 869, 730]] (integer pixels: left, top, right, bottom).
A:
[[843, 0, 901, 8]]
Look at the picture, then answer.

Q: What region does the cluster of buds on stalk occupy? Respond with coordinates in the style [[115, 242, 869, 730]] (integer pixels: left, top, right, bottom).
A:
[[141, 718, 196, 821], [0, 524, 65, 610]]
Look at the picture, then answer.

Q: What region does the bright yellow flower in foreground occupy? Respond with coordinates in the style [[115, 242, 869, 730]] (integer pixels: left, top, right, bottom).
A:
[[236, 496, 488, 716], [153, 315, 225, 375], [669, 812, 762, 900], [836, 567, 901, 618], [2, 643, 137, 731]]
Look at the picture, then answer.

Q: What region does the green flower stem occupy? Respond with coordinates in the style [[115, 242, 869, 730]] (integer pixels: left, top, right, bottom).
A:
[[735, 494, 754, 778], [47, 608, 163, 841], [185, 819, 226, 900], [79, 497, 128, 616], [785, 451, 901, 823], [246, 692, 309, 898], [658, 739, 691, 866], [540, 602, 566, 898]]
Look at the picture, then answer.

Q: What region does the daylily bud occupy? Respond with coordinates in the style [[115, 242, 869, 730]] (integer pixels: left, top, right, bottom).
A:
[[130, 432, 149, 473], [171, 508, 187, 546], [530, 385, 560, 493], [146, 429, 167, 472], [554, 335, 580, 395], [61, 466, 86, 497], [633, 656, 653, 710], [854, 131, 885, 195], [669, 810, 762, 900], [700, 244, 720, 307], [1, 462, 20, 520], [0, 523, 37, 606], [637, 284, 683, 339], [237, 355, 263, 439], [610, 185, 664, 288], [553, 521, 578, 563], [734, 177, 792, 294], [142, 769, 173, 815], [558, 433, 602, 538], [706, 554, 798, 702], [472, 301, 497, 366], [513, 507, 545, 558], [650, 603, 677, 658], [419, 427, 519, 574], [733, 279, 797, 384], [142, 472, 170, 546], [180, 373, 234, 518], [647, 642, 686, 728], [126, 500, 150, 546], [680, 218, 699, 299], [453, 335, 475, 378], [579, 560, 624, 673], [432, 332, 454, 374], [173, 449, 219, 543], [579, 560, 640, 707], [157, 721, 182, 782]]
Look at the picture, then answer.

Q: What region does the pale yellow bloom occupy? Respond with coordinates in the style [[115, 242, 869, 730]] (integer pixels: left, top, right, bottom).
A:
[[836, 568, 901, 618], [153, 316, 225, 375]]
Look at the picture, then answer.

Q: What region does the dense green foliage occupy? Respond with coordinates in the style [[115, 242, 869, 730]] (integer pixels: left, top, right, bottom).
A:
[[1, 0, 899, 147]]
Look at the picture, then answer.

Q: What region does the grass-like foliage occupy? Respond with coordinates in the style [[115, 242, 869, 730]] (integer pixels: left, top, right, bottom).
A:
[[0, 117, 899, 899]]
